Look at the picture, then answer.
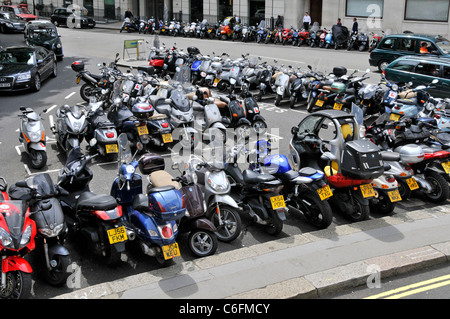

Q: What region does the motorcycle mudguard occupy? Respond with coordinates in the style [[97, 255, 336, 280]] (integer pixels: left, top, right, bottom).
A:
[[210, 122, 227, 131], [252, 114, 266, 122], [48, 243, 70, 258], [207, 194, 241, 210], [67, 137, 80, 149], [236, 118, 252, 126], [28, 142, 46, 151], [186, 217, 217, 233], [2, 256, 33, 274]]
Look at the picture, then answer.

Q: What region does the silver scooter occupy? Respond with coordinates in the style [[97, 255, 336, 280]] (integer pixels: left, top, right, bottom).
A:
[[18, 106, 47, 169]]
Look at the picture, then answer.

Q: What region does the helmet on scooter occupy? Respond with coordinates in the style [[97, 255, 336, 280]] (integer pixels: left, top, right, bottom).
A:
[[187, 46, 200, 55]]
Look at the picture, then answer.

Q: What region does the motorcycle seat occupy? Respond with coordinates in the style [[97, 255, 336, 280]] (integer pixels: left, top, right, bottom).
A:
[[243, 169, 276, 183], [298, 167, 318, 176], [149, 170, 180, 189], [76, 192, 117, 211], [277, 170, 299, 181]]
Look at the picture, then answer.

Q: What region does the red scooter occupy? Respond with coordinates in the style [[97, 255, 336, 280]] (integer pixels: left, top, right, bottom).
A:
[[297, 29, 310, 46], [369, 31, 385, 52], [0, 177, 37, 299], [319, 29, 327, 48], [281, 27, 293, 45]]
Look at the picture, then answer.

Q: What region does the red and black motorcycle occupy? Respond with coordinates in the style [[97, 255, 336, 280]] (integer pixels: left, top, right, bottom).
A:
[[0, 177, 37, 299]]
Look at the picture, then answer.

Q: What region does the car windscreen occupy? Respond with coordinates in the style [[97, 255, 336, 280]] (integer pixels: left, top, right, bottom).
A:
[[0, 50, 35, 65], [30, 28, 58, 39], [436, 39, 450, 54]]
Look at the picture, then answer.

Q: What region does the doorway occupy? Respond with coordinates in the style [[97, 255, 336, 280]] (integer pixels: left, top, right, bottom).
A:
[[309, 0, 322, 26]]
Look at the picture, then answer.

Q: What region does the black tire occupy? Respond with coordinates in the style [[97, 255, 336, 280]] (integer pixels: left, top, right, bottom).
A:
[[209, 204, 242, 242], [33, 74, 41, 92], [274, 94, 282, 106], [43, 254, 72, 286], [306, 94, 315, 113], [424, 171, 450, 203], [234, 123, 252, 141], [155, 251, 174, 267], [397, 178, 412, 200], [347, 197, 370, 222], [370, 190, 396, 215], [252, 120, 267, 136], [289, 95, 296, 108], [378, 60, 389, 72], [29, 149, 47, 169], [80, 83, 96, 102], [291, 192, 333, 229], [0, 271, 32, 299], [51, 61, 57, 77], [265, 209, 283, 236], [187, 229, 218, 258]]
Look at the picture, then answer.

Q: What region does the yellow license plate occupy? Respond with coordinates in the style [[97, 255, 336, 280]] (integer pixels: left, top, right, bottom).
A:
[[360, 184, 376, 198], [315, 99, 324, 107], [161, 28, 165, 31], [162, 133, 173, 143], [317, 185, 333, 200], [76, 77, 80, 84], [137, 125, 149, 135], [387, 189, 402, 202], [105, 144, 118, 154], [270, 195, 286, 210], [406, 177, 419, 190], [162, 242, 180, 260], [107, 226, 128, 244], [390, 113, 400, 121], [333, 103, 343, 110], [442, 162, 450, 174]]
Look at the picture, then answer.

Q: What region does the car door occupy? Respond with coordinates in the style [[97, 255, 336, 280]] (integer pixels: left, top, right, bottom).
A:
[[36, 47, 51, 79], [412, 61, 441, 97], [439, 64, 450, 98]]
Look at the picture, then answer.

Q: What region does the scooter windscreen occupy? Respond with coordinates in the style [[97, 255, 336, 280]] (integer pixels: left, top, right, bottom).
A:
[[170, 88, 191, 112]]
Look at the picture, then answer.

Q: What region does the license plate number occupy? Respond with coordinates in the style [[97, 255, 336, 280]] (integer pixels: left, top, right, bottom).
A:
[[360, 184, 376, 198], [333, 103, 343, 110], [406, 177, 419, 190], [315, 99, 324, 107], [137, 125, 149, 135], [0, 83, 11, 87], [270, 195, 286, 210], [162, 242, 180, 260], [162, 133, 173, 143], [107, 226, 128, 244], [387, 189, 402, 202], [317, 185, 333, 200], [105, 144, 118, 154], [389, 113, 401, 121], [213, 78, 220, 87], [442, 161, 450, 174]]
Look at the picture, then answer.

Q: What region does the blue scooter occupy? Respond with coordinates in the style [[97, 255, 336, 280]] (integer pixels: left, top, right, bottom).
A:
[[110, 134, 185, 266]]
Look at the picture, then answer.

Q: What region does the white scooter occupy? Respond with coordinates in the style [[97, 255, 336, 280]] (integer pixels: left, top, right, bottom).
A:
[[18, 106, 47, 169]]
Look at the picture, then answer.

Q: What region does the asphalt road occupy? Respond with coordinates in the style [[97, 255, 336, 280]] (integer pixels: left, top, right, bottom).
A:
[[0, 27, 446, 299]]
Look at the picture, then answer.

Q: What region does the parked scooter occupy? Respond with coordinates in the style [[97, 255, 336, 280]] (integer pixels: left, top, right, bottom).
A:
[[110, 134, 185, 265], [8, 173, 71, 286], [0, 186, 36, 299], [58, 146, 135, 265], [18, 106, 47, 169], [50, 104, 88, 155], [274, 64, 294, 106]]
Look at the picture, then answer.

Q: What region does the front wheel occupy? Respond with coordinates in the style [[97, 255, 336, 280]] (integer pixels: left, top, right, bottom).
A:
[[209, 204, 242, 242], [0, 271, 32, 299], [29, 149, 47, 169], [188, 229, 218, 258], [274, 94, 282, 106], [289, 95, 296, 108], [43, 254, 72, 286]]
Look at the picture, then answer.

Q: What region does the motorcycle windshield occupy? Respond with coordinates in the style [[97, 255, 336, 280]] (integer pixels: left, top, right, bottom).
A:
[[275, 73, 289, 86], [27, 173, 58, 197], [0, 201, 28, 245], [118, 133, 133, 166], [170, 88, 190, 112], [199, 60, 211, 72], [65, 146, 84, 167], [69, 105, 85, 119]]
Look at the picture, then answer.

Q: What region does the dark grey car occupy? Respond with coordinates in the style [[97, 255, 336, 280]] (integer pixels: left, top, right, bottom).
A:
[[0, 11, 26, 33]]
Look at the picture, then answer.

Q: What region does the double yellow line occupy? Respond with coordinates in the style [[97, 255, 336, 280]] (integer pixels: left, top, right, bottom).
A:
[[365, 274, 450, 299]]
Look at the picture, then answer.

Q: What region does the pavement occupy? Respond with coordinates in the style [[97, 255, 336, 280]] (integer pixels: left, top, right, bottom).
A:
[[53, 204, 450, 299], [50, 21, 450, 300]]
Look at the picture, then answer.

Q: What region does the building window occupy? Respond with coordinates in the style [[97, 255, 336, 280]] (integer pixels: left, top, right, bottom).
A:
[[405, 0, 449, 22], [346, 0, 383, 18]]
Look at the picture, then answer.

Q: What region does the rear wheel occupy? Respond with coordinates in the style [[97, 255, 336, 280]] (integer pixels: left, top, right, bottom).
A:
[[265, 209, 283, 236], [370, 190, 396, 215], [291, 192, 333, 229], [80, 83, 96, 102], [424, 171, 450, 203], [188, 229, 218, 257]]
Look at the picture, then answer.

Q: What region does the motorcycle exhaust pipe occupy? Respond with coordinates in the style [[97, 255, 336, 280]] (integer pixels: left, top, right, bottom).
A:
[[49, 115, 56, 134], [126, 228, 136, 241]]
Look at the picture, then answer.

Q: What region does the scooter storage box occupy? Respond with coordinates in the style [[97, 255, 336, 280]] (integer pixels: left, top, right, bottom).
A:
[[138, 153, 165, 175], [131, 102, 154, 119], [333, 66, 347, 77], [71, 61, 85, 72], [331, 82, 346, 93], [395, 144, 425, 164], [340, 140, 384, 180], [147, 186, 185, 221]]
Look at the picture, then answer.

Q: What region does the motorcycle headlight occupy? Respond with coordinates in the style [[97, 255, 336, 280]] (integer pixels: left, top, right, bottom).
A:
[[0, 227, 13, 248], [16, 71, 31, 82], [39, 224, 64, 237], [125, 165, 135, 174], [56, 43, 62, 48], [207, 176, 229, 192], [20, 225, 32, 247]]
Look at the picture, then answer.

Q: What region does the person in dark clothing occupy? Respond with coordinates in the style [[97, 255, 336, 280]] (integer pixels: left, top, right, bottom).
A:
[[337, 18, 342, 26], [124, 8, 133, 19], [352, 18, 358, 34], [275, 15, 283, 29]]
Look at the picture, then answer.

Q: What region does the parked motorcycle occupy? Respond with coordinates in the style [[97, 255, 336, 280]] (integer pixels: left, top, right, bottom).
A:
[[8, 173, 71, 286], [0, 189, 36, 299], [18, 106, 47, 169], [58, 146, 135, 265], [50, 104, 88, 155]]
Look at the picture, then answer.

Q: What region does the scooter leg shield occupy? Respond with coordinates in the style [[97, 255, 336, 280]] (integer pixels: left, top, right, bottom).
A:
[[48, 243, 70, 258], [207, 194, 241, 210], [28, 142, 46, 151], [2, 256, 33, 274]]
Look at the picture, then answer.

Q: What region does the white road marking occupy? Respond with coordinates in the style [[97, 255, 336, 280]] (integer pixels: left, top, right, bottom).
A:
[[65, 92, 76, 99]]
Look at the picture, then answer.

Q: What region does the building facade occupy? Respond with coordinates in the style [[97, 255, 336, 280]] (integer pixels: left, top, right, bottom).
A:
[[22, 0, 450, 37]]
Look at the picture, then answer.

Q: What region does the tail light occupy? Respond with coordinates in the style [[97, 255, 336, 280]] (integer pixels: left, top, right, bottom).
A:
[[162, 122, 169, 128], [160, 225, 173, 239], [106, 132, 115, 138], [386, 176, 396, 183]]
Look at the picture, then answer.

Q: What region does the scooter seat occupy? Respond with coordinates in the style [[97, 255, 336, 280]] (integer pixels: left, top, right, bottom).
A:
[[298, 167, 318, 176], [149, 170, 180, 189], [381, 151, 400, 162], [243, 169, 276, 183], [76, 192, 117, 211], [396, 99, 416, 105], [147, 185, 176, 194]]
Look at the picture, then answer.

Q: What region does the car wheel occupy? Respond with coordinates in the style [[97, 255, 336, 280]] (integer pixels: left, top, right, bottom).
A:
[[378, 60, 389, 72], [33, 74, 41, 92], [51, 61, 57, 78]]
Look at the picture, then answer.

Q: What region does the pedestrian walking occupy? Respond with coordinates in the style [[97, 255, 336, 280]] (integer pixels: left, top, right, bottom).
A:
[[352, 18, 358, 34]]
